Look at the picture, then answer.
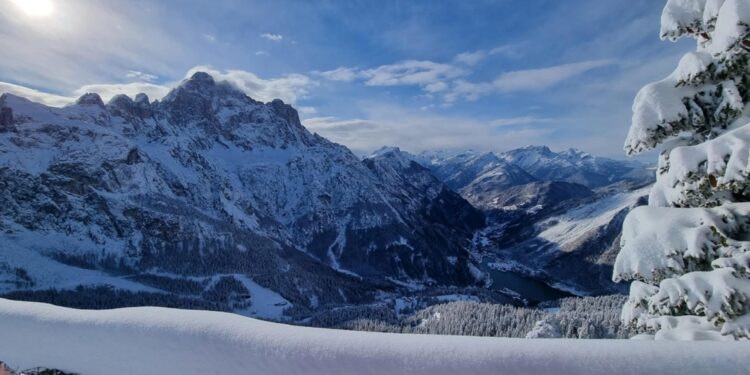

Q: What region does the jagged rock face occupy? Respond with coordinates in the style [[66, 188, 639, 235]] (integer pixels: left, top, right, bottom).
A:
[[362, 147, 485, 281], [0, 107, 13, 131], [0, 73, 484, 311]]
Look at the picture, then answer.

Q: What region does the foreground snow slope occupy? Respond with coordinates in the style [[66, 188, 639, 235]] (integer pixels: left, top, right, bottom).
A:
[[0, 299, 747, 375]]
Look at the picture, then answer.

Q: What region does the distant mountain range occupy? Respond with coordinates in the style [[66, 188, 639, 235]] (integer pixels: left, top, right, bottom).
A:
[[0, 73, 652, 319], [376, 146, 652, 296], [412, 147, 650, 209]]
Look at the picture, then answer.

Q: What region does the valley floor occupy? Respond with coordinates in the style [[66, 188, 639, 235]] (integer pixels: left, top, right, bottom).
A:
[[0, 298, 747, 375]]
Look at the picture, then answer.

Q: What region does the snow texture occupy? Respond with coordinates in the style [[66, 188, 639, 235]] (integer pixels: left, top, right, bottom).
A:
[[614, 203, 750, 283], [649, 114, 750, 207], [0, 298, 748, 375]]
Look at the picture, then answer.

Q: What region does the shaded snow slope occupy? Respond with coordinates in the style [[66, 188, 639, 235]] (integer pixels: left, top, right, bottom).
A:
[[483, 186, 650, 296], [0, 299, 747, 375]]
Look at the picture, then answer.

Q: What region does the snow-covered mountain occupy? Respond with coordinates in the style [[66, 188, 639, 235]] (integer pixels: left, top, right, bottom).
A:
[[409, 147, 652, 295], [484, 187, 650, 295], [499, 146, 651, 189], [0, 72, 485, 316], [415, 147, 649, 210], [414, 150, 537, 209]]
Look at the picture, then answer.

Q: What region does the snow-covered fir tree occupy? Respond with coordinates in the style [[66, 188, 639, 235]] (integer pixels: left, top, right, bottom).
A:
[[525, 319, 562, 339], [614, 0, 750, 340]]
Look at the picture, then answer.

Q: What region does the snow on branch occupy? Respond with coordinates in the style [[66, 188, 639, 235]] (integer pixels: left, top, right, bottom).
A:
[[650, 268, 749, 323], [649, 120, 750, 207], [661, 0, 716, 41], [625, 0, 750, 156], [613, 203, 750, 283], [661, 0, 750, 51], [712, 251, 750, 275], [622, 269, 750, 339]]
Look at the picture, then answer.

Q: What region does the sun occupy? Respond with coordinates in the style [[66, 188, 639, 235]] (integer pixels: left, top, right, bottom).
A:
[[11, 0, 54, 17]]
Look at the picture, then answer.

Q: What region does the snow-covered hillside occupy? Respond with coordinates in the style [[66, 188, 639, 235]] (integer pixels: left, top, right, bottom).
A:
[[480, 186, 650, 296], [0, 298, 747, 375]]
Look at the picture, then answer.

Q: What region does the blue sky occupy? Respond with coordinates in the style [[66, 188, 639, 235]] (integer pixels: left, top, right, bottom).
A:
[[0, 0, 692, 158]]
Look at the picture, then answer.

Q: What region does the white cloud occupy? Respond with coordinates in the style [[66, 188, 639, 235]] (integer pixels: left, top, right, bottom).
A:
[[2, 66, 317, 107], [185, 65, 316, 104], [316, 57, 610, 105], [74, 83, 171, 103], [0, 81, 169, 108], [255, 51, 269, 56], [314, 67, 360, 82], [491, 116, 552, 127], [202, 33, 217, 43], [303, 103, 554, 154], [1, 80, 171, 107], [453, 45, 521, 66], [316, 60, 471, 104], [454, 50, 487, 66], [493, 59, 613, 92], [442, 60, 615, 103], [488, 45, 521, 58], [361, 60, 467, 86], [260, 33, 283, 42], [443, 80, 493, 103], [424, 81, 448, 93], [0, 81, 73, 107], [125, 70, 158, 82], [318, 61, 466, 89], [297, 106, 317, 116]]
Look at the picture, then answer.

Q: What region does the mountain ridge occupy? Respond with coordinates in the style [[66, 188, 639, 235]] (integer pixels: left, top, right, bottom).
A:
[[0, 72, 486, 317]]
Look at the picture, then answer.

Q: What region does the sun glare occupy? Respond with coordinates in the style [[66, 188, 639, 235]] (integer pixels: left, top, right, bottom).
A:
[[11, 0, 54, 17]]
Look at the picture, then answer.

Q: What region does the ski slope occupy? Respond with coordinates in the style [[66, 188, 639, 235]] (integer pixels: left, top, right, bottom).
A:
[[0, 298, 747, 375]]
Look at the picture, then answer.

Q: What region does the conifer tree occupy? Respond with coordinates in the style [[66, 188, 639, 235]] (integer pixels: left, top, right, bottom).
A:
[[614, 0, 750, 340]]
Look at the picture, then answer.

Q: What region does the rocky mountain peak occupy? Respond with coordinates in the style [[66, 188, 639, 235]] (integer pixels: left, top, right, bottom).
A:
[[559, 148, 591, 160], [134, 93, 150, 105], [367, 146, 421, 171], [268, 98, 302, 128], [370, 146, 402, 158], [106, 94, 152, 119], [107, 94, 134, 108], [162, 71, 248, 104], [186, 71, 215, 86], [74, 92, 105, 107]]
